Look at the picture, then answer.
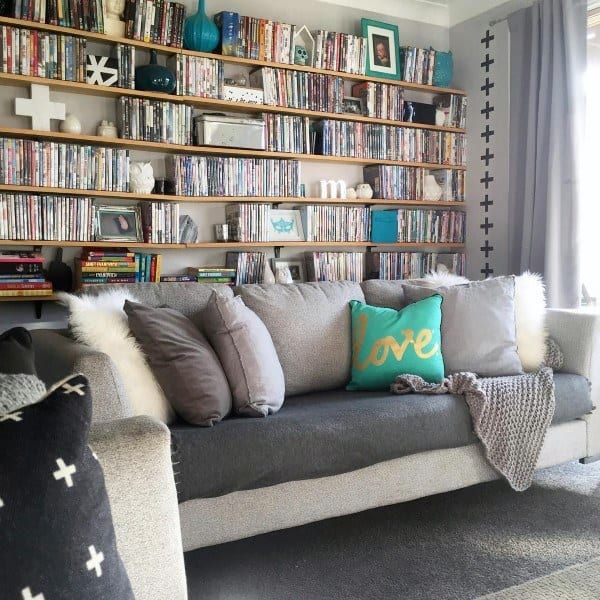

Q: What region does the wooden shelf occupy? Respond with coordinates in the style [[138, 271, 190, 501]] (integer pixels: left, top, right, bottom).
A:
[[0, 126, 466, 171], [0, 16, 466, 97], [0, 240, 185, 249]]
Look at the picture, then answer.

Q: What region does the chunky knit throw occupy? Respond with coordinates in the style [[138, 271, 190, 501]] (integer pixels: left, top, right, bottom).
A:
[[0, 373, 46, 416], [391, 340, 563, 491]]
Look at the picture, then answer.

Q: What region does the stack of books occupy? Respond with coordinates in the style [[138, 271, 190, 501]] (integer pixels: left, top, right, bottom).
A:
[[305, 252, 364, 282], [226, 251, 265, 285], [368, 251, 466, 280], [124, 0, 185, 47], [401, 47, 436, 85], [0, 253, 52, 298], [185, 266, 236, 285], [313, 30, 367, 74], [263, 114, 311, 154], [75, 250, 162, 287], [168, 55, 223, 98], [299, 206, 370, 242], [14, 0, 105, 31], [351, 82, 404, 121], [140, 202, 180, 244]]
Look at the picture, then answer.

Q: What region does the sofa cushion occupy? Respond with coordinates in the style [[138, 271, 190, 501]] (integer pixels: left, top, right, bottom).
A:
[[170, 372, 592, 502], [0, 327, 37, 375], [237, 282, 365, 396], [360, 279, 407, 310]]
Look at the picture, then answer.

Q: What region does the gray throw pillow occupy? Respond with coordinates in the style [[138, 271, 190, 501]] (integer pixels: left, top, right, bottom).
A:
[[403, 276, 524, 377], [124, 300, 232, 426], [202, 293, 285, 417]]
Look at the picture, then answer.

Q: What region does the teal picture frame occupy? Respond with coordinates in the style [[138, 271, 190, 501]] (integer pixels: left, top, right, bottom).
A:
[[361, 18, 401, 80]]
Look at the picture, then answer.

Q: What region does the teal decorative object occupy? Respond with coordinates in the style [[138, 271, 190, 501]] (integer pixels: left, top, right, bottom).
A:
[[347, 296, 444, 391], [135, 50, 176, 93], [433, 50, 454, 87], [183, 0, 220, 52]]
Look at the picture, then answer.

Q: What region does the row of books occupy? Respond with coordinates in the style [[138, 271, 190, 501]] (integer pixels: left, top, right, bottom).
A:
[[215, 11, 295, 64], [351, 82, 405, 122], [263, 114, 312, 154], [225, 204, 270, 243], [369, 251, 466, 280], [401, 47, 436, 85], [114, 43, 136, 89], [168, 54, 223, 98], [117, 97, 193, 145], [183, 266, 236, 285], [435, 94, 467, 129], [124, 0, 185, 47], [140, 201, 179, 244], [0, 194, 94, 241], [299, 206, 370, 243], [75, 250, 162, 286], [316, 121, 467, 165], [305, 251, 364, 283], [0, 27, 86, 81], [166, 156, 301, 197], [363, 166, 466, 201], [225, 251, 265, 285], [313, 30, 367, 75], [13, 0, 105, 31], [396, 209, 465, 243], [0, 138, 129, 191], [0, 252, 52, 297], [250, 68, 344, 114]]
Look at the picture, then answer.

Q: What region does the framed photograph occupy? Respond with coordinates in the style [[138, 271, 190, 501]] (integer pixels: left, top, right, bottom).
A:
[[95, 205, 142, 242], [268, 209, 305, 242], [272, 258, 306, 283], [361, 18, 401, 80], [342, 97, 363, 115]]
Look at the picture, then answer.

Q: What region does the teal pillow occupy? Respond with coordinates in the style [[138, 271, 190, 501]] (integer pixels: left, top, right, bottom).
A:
[[347, 296, 444, 391]]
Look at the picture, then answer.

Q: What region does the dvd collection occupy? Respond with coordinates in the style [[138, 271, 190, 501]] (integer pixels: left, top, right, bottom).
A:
[[263, 114, 312, 154], [431, 170, 466, 202], [140, 201, 180, 244], [316, 121, 467, 165], [351, 82, 405, 121], [226, 251, 265, 285], [369, 251, 466, 280], [0, 194, 94, 241], [167, 156, 301, 197], [396, 209, 465, 243], [76, 250, 163, 286], [215, 11, 295, 64], [305, 251, 365, 282], [313, 30, 367, 74], [124, 0, 185, 47], [0, 252, 52, 297], [114, 43, 136, 89], [225, 204, 271, 243], [13, 0, 105, 30], [117, 97, 193, 145], [250, 68, 344, 114], [167, 54, 223, 98], [435, 94, 467, 129], [0, 139, 130, 191], [299, 206, 371, 242], [401, 47, 436, 85], [0, 26, 86, 81]]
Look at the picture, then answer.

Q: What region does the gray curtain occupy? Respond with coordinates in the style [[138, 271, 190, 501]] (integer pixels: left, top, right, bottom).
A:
[[508, 0, 586, 308]]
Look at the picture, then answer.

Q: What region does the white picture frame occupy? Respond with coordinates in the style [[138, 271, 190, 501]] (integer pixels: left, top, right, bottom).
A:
[[268, 209, 305, 242]]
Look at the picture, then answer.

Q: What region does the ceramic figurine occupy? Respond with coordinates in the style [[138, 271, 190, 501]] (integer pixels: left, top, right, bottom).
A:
[[356, 183, 373, 200], [60, 113, 81, 134], [435, 109, 446, 127], [135, 50, 176, 93], [275, 266, 293, 284], [319, 180, 328, 199], [346, 187, 357, 200], [104, 0, 126, 37], [262, 261, 276, 284], [327, 180, 337, 199], [97, 120, 118, 137], [130, 162, 155, 195], [423, 175, 442, 201], [403, 101, 414, 123], [337, 180, 347, 199], [294, 46, 309, 66], [183, 0, 220, 52]]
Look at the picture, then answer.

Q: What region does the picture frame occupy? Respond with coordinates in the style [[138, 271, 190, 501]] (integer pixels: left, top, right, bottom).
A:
[[361, 18, 401, 80], [268, 209, 305, 242], [95, 205, 142, 242], [272, 258, 306, 283], [342, 97, 363, 115]]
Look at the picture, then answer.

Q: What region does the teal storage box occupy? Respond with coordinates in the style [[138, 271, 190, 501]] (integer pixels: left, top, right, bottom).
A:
[[371, 210, 398, 243]]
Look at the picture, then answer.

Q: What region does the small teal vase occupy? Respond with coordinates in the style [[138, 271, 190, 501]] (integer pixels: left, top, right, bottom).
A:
[[183, 0, 220, 53], [135, 50, 176, 93]]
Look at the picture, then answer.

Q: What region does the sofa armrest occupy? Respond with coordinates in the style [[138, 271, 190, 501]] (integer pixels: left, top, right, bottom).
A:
[[90, 416, 187, 600], [31, 329, 131, 423], [546, 309, 600, 458]]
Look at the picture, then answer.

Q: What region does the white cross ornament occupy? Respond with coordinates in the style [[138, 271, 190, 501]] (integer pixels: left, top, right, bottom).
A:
[[62, 382, 86, 396], [86, 545, 105, 577], [21, 587, 45, 600], [15, 84, 65, 131], [0, 411, 22, 422], [53, 458, 77, 488]]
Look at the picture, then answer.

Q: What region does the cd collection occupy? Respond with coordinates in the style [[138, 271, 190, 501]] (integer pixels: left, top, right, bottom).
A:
[[226, 251, 265, 285], [396, 208, 465, 243], [263, 114, 312, 153], [13, 0, 105, 30], [369, 251, 466, 280], [225, 204, 271, 242], [114, 43, 136, 89], [313, 30, 367, 74], [351, 82, 405, 121], [401, 47, 436, 85], [167, 54, 223, 98], [431, 170, 466, 202], [140, 201, 180, 244], [305, 252, 365, 282], [298, 205, 371, 242], [124, 0, 185, 47], [435, 94, 467, 129]]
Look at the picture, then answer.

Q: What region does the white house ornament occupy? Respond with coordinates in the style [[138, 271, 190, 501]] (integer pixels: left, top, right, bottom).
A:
[[15, 84, 65, 131]]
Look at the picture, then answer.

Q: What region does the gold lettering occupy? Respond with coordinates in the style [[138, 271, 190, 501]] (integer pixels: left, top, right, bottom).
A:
[[413, 329, 439, 359]]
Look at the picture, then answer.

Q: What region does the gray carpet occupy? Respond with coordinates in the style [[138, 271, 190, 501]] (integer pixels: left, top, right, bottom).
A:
[[185, 461, 600, 599]]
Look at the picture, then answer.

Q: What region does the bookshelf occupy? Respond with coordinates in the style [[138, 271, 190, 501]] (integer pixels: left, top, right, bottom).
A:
[[0, 10, 468, 294]]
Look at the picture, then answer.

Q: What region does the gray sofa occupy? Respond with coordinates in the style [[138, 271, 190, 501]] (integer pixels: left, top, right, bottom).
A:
[[31, 281, 600, 600]]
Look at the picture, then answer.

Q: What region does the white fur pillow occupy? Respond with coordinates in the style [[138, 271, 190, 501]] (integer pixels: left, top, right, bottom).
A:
[[57, 289, 174, 423]]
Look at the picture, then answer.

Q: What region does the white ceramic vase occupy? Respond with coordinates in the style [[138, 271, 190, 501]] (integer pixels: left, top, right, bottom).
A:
[[346, 187, 357, 200], [60, 114, 82, 134], [356, 183, 373, 200]]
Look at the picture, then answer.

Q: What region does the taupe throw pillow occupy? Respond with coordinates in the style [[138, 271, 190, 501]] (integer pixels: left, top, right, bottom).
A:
[[202, 293, 285, 417], [124, 301, 232, 426], [403, 276, 523, 377]]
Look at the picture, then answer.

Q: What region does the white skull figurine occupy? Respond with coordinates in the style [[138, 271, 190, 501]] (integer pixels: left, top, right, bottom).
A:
[[356, 183, 374, 200], [130, 162, 155, 195]]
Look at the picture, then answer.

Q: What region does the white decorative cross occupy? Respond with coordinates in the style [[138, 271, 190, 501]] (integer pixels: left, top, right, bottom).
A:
[[61, 382, 86, 396], [21, 587, 45, 600], [53, 458, 77, 488], [0, 411, 23, 422], [86, 545, 105, 577], [15, 84, 66, 131]]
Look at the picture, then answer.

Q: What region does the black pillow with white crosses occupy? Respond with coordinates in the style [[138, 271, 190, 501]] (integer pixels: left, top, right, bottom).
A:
[[0, 374, 134, 600]]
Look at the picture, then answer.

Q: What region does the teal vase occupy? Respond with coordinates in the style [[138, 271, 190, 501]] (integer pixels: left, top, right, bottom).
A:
[[135, 50, 176, 93], [183, 0, 220, 53]]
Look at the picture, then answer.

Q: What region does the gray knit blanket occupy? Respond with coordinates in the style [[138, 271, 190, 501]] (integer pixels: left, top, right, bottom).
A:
[[0, 373, 46, 416], [391, 340, 564, 491]]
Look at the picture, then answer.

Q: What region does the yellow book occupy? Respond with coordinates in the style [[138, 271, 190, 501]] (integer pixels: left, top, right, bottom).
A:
[[0, 289, 53, 297]]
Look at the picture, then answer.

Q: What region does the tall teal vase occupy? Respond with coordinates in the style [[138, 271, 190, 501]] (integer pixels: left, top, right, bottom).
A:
[[183, 0, 220, 52]]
